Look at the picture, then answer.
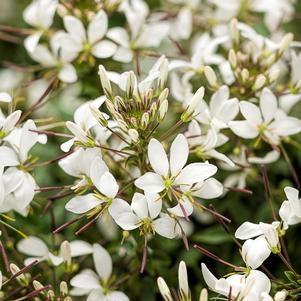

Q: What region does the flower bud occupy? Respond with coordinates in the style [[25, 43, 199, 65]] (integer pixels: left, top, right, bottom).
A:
[[33, 280, 44, 290], [141, 112, 149, 129], [98, 65, 112, 100], [64, 297, 72, 301], [128, 128, 139, 143], [252, 75, 266, 91], [268, 69, 280, 83], [158, 99, 168, 121], [126, 71, 138, 99], [204, 66, 218, 88], [60, 281, 68, 296], [10, 263, 27, 285], [229, 49, 237, 68], [199, 288, 208, 301], [278, 33, 293, 56], [47, 290, 55, 300], [158, 88, 169, 105], [274, 290, 287, 301], [230, 18, 239, 46], [157, 277, 172, 301], [150, 102, 158, 120], [90, 105, 108, 127], [187, 86, 204, 115], [178, 261, 189, 298], [60, 241, 71, 266], [158, 57, 169, 91], [241, 69, 249, 83]]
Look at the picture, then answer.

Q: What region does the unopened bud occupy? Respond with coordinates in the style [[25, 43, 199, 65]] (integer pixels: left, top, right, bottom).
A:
[[141, 112, 149, 129], [178, 261, 189, 297], [47, 290, 55, 300], [187, 86, 204, 115], [268, 69, 280, 83], [158, 99, 168, 121], [274, 290, 287, 301], [278, 33, 293, 56], [158, 57, 169, 91], [252, 74, 266, 91], [10, 264, 27, 285], [157, 277, 172, 301], [60, 241, 71, 266], [229, 49, 237, 68], [98, 65, 113, 100], [33, 280, 44, 290], [90, 106, 108, 127], [128, 128, 139, 143], [64, 297, 72, 301], [60, 281, 68, 296], [230, 18, 239, 46], [204, 66, 218, 88], [241, 69, 249, 82], [126, 71, 138, 99], [158, 88, 169, 104], [199, 288, 208, 301], [150, 102, 158, 120]]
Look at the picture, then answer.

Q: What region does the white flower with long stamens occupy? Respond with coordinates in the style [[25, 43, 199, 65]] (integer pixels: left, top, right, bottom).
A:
[[23, 0, 58, 52], [17, 236, 92, 266], [61, 97, 106, 152], [279, 186, 301, 229], [29, 32, 77, 83], [195, 85, 239, 131], [65, 157, 122, 216], [229, 88, 301, 145], [201, 263, 271, 300], [135, 134, 217, 217], [185, 120, 234, 166], [235, 221, 281, 268], [70, 243, 129, 301], [58, 11, 116, 60], [59, 148, 103, 190], [109, 192, 179, 239], [107, 0, 169, 63]]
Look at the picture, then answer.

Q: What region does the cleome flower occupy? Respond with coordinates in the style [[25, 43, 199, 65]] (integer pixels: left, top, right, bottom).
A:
[[70, 243, 129, 301], [229, 88, 301, 145], [109, 192, 179, 239], [135, 134, 218, 217]]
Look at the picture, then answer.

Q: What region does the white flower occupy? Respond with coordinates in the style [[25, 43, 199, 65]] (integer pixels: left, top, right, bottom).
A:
[[109, 192, 179, 239], [107, 1, 169, 63], [201, 263, 271, 301], [61, 97, 106, 152], [229, 88, 301, 144], [135, 134, 217, 194], [17, 236, 92, 266], [59, 148, 103, 189], [23, 0, 58, 52], [195, 85, 239, 131], [70, 244, 129, 301], [58, 11, 116, 60], [235, 221, 281, 268], [65, 157, 121, 216], [29, 32, 77, 83], [185, 120, 234, 166], [0, 110, 22, 141], [279, 186, 301, 229]]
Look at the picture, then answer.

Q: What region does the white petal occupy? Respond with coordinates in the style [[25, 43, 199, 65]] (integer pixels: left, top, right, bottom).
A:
[[0, 146, 19, 166], [2, 110, 22, 133], [88, 10, 108, 44], [148, 139, 169, 177], [229, 121, 259, 139], [97, 172, 119, 198], [70, 272, 100, 290], [272, 117, 301, 136], [153, 217, 177, 239], [168, 196, 193, 217], [145, 193, 162, 219], [87, 289, 105, 301], [175, 163, 217, 185], [70, 240, 93, 257], [93, 243, 112, 282], [0, 92, 12, 103], [107, 291, 130, 301], [24, 32, 42, 53], [63, 16, 86, 43], [135, 172, 165, 193], [235, 222, 262, 239], [111, 212, 140, 230], [239, 101, 262, 125], [17, 236, 48, 257], [109, 198, 132, 219], [192, 178, 223, 199], [215, 98, 239, 123], [131, 192, 148, 219], [107, 27, 129, 47], [242, 237, 271, 269], [90, 157, 108, 186], [170, 134, 189, 177], [58, 64, 77, 83], [65, 194, 100, 214], [92, 41, 117, 58], [19, 119, 38, 162], [201, 263, 218, 291], [260, 88, 278, 123]]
